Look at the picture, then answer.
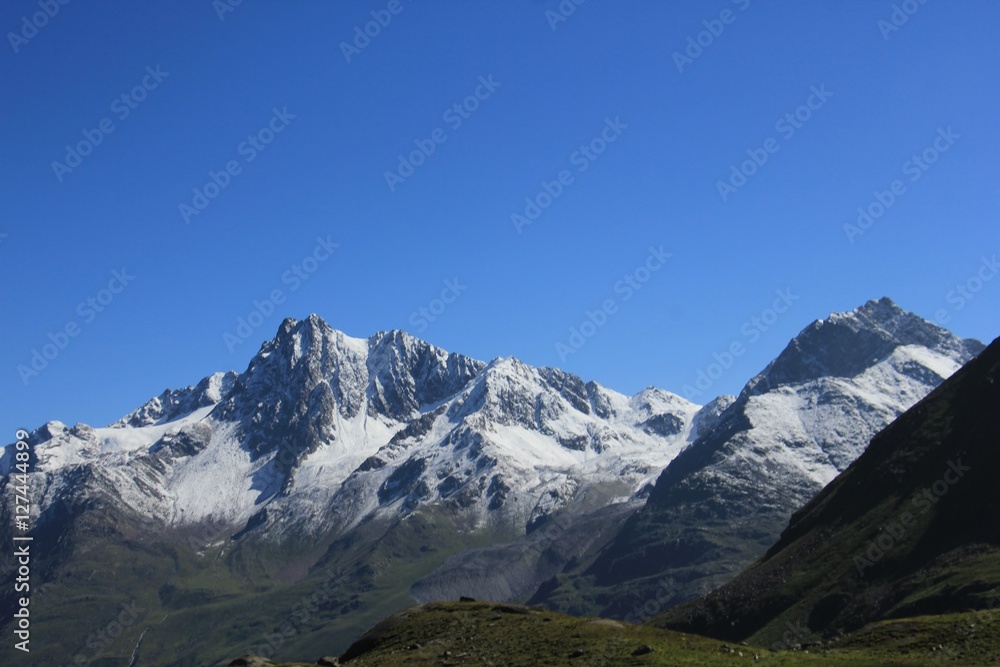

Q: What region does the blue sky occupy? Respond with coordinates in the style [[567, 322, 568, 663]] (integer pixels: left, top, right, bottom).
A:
[[3, 0, 999, 437]]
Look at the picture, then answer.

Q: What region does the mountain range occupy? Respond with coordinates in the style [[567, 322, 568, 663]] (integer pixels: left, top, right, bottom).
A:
[[223, 334, 1000, 665], [0, 297, 985, 665]]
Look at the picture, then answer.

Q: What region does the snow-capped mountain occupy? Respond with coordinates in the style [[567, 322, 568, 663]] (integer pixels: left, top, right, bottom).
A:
[[3, 315, 701, 542], [532, 297, 984, 618], [112, 371, 238, 428], [0, 299, 985, 665], [658, 335, 1000, 647]]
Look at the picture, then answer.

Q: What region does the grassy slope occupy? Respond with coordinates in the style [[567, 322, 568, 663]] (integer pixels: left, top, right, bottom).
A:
[[247, 601, 999, 666]]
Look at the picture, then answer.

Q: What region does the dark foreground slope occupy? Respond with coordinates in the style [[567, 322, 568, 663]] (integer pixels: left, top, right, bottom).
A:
[[657, 336, 1000, 648]]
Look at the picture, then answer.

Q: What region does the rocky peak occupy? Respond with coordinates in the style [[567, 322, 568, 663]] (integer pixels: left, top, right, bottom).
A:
[[366, 329, 485, 420], [112, 371, 238, 428], [744, 297, 984, 396]]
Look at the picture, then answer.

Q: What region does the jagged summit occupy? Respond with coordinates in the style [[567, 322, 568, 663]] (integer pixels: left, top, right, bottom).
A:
[[112, 370, 239, 428], [744, 297, 983, 396], [6, 313, 699, 538]]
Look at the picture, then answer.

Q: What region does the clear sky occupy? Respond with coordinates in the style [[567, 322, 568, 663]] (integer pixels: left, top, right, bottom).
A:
[[3, 1, 999, 438]]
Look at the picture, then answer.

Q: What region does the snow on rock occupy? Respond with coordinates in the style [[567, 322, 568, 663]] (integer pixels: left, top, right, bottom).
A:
[[6, 300, 980, 549], [651, 297, 984, 511], [4, 316, 701, 541]]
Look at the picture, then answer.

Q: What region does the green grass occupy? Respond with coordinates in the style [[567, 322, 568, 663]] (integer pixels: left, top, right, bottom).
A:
[[824, 611, 1000, 663], [245, 601, 998, 666]]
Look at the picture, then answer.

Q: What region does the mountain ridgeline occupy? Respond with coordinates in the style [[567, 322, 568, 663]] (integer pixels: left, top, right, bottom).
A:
[[529, 297, 983, 619], [0, 298, 987, 665], [0, 314, 703, 664]]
